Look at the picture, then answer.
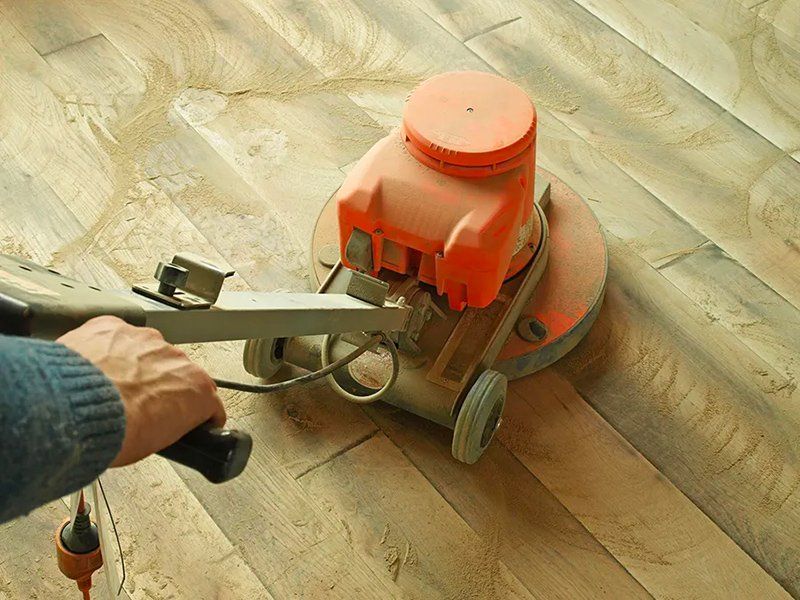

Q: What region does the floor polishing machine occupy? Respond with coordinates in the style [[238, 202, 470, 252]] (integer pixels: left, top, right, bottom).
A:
[[0, 70, 607, 480]]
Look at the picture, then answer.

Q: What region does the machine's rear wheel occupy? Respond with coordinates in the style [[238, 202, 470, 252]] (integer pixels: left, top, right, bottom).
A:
[[243, 337, 286, 379], [242, 288, 290, 379], [451, 370, 507, 464]]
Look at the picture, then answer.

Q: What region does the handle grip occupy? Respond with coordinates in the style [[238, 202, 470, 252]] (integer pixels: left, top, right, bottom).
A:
[[157, 424, 252, 483]]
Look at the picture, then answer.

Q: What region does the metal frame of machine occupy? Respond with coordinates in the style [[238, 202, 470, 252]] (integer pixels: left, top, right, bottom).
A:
[[253, 167, 608, 464]]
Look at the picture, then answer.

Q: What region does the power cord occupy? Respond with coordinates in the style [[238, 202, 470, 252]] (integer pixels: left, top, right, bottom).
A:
[[213, 333, 387, 394], [97, 478, 126, 597], [320, 333, 399, 403]]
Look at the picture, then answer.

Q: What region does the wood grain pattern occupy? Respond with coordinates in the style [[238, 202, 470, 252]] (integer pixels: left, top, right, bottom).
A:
[[570, 0, 800, 155], [175, 417, 399, 598], [367, 404, 653, 599], [0, 0, 797, 597], [507, 370, 790, 599], [101, 461, 274, 600], [299, 433, 534, 599], [657, 242, 800, 384]]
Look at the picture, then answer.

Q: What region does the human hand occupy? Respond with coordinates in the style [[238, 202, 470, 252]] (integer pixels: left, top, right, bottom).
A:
[[58, 316, 226, 467]]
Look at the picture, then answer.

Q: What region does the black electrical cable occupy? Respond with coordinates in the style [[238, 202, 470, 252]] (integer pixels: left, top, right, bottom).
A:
[[97, 478, 126, 596], [212, 333, 384, 393]]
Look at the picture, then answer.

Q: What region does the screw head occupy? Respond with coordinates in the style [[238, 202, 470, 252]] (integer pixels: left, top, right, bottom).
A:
[[154, 262, 188, 296], [516, 315, 548, 342]]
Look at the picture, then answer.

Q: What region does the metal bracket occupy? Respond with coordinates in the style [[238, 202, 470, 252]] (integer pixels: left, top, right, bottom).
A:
[[534, 178, 551, 209], [133, 253, 234, 309], [325, 268, 389, 307], [345, 228, 374, 272], [131, 284, 212, 310], [172, 253, 235, 303]]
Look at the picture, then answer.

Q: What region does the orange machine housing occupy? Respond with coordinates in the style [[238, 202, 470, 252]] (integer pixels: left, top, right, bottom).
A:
[[336, 71, 538, 310]]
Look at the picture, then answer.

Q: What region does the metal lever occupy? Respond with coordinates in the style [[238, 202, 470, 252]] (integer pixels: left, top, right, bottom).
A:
[[156, 423, 252, 483]]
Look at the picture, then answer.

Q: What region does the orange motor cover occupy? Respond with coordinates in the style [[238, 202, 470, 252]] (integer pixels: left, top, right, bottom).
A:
[[336, 71, 538, 310]]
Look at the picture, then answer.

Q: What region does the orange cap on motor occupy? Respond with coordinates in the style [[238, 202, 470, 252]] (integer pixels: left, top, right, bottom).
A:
[[402, 70, 536, 177]]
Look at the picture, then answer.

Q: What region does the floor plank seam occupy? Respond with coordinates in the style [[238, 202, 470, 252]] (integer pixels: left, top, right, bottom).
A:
[[294, 427, 380, 480], [747, 0, 773, 11], [462, 16, 522, 43], [39, 33, 106, 58], [654, 240, 715, 270]]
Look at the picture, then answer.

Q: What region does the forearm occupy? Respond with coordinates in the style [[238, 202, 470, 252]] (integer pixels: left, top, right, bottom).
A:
[[0, 336, 125, 523]]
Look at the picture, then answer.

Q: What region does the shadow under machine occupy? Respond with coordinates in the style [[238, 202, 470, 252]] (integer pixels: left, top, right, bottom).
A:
[[0, 70, 607, 475]]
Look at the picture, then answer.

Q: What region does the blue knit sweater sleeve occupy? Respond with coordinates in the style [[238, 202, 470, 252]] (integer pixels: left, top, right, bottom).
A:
[[0, 336, 125, 523]]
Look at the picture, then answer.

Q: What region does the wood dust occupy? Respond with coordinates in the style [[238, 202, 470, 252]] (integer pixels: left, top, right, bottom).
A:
[[556, 278, 800, 518], [653, 242, 712, 268], [495, 412, 552, 463], [439, 528, 511, 600], [51, 10, 423, 280], [193, 70, 422, 105], [285, 404, 321, 431], [516, 65, 581, 114], [0, 236, 33, 260], [52, 59, 181, 279]]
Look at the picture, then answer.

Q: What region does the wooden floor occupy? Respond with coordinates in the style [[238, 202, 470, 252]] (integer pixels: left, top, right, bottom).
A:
[[1, 0, 799, 598]]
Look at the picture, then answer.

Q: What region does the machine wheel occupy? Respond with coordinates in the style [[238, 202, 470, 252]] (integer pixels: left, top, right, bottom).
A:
[[451, 370, 507, 464], [243, 337, 287, 379], [242, 288, 290, 379]]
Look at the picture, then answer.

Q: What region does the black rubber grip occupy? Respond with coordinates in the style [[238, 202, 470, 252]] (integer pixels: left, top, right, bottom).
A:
[[157, 424, 252, 483]]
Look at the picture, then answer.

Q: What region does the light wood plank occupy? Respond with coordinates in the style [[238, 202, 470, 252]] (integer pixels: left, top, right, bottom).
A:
[[102, 460, 274, 599], [367, 404, 652, 599], [507, 369, 790, 599], [175, 419, 399, 599], [657, 242, 800, 385], [749, 0, 800, 49], [569, 0, 800, 155], [299, 433, 534, 599], [0, 162, 86, 264], [0, 19, 117, 227], [235, 379, 379, 479], [42, 31, 147, 127], [0, 0, 99, 56]]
